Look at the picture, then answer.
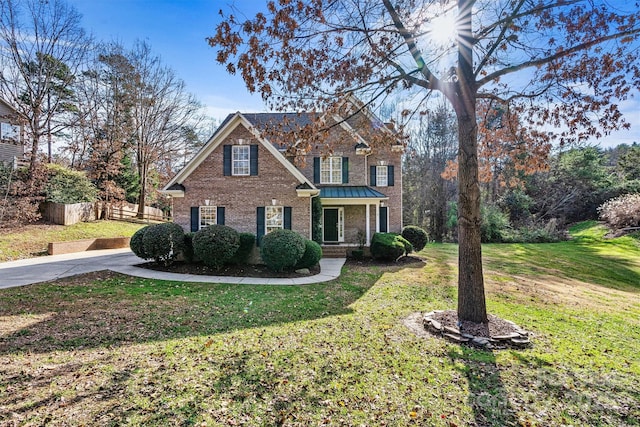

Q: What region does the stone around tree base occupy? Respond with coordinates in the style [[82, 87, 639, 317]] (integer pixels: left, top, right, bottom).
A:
[[422, 310, 532, 349]]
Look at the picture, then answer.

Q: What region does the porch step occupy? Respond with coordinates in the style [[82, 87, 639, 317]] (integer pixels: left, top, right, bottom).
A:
[[321, 245, 351, 258]]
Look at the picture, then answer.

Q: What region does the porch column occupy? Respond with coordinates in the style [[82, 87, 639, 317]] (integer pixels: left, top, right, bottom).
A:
[[375, 201, 380, 233], [365, 203, 371, 245]]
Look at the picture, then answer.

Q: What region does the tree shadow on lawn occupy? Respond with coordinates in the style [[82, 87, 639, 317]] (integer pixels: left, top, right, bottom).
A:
[[448, 346, 519, 426], [0, 263, 390, 356], [446, 346, 640, 426]]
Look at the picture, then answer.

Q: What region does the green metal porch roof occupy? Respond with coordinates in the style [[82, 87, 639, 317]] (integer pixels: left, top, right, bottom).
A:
[[319, 186, 387, 199]]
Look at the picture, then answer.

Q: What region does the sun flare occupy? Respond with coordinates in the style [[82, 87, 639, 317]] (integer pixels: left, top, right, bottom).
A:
[[428, 13, 458, 46]]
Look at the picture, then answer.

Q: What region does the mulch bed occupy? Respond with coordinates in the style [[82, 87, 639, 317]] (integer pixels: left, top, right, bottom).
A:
[[137, 261, 321, 278]]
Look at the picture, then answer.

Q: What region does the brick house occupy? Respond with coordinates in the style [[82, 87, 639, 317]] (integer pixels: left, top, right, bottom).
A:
[[0, 98, 24, 168], [161, 100, 403, 254]]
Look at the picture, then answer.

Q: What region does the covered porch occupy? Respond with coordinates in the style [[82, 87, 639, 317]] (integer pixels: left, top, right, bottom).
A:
[[319, 186, 388, 256]]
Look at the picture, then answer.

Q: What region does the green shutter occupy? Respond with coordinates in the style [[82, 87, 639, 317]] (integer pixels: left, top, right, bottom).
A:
[[370, 165, 376, 186], [284, 207, 292, 229], [388, 165, 394, 186], [313, 157, 320, 183], [190, 207, 199, 232], [380, 206, 388, 232], [342, 157, 349, 183], [250, 145, 258, 175], [256, 206, 265, 246], [217, 206, 225, 225], [223, 145, 231, 176]]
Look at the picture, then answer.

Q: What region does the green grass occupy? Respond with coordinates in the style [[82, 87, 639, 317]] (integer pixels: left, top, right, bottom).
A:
[[0, 220, 145, 261], [0, 221, 638, 426]]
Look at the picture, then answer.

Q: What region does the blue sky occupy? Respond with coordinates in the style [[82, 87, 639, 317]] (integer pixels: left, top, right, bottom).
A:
[[67, 0, 266, 120], [68, 0, 639, 147]]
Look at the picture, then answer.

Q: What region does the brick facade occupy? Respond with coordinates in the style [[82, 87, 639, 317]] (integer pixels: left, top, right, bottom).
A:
[[173, 124, 311, 238], [164, 105, 403, 248]]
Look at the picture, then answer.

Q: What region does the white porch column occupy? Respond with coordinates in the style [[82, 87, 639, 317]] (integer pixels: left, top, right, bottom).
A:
[[365, 203, 371, 245], [375, 201, 380, 233]]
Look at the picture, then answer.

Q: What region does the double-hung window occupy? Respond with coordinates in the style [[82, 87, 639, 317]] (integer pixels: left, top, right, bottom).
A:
[[0, 122, 19, 143], [232, 145, 250, 176], [199, 206, 216, 230], [376, 165, 388, 187], [320, 156, 342, 184], [265, 206, 283, 233]]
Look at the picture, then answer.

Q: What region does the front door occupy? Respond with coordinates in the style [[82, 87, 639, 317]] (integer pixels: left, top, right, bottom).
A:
[[323, 207, 343, 242]]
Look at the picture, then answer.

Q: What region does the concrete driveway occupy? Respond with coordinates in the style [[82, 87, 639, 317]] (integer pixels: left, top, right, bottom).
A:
[[0, 249, 345, 289]]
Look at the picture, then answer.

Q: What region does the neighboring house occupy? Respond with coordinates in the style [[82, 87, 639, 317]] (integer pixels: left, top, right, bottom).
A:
[[161, 99, 403, 252], [0, 98, 24, 168]]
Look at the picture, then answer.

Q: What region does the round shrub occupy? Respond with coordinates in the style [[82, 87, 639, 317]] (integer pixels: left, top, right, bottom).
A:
[[295, 239, 323, 269], [370, 232, 409, 261], [229, 232, 256, 265], [130, 226, 150, 259], [260, 229, 305, 272], [402, 225, 428, 252], [193, 224, 240, 269], [142, 222, 185, 265]]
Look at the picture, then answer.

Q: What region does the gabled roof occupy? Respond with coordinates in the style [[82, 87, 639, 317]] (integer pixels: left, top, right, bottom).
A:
[[161, 113, 315, 193]]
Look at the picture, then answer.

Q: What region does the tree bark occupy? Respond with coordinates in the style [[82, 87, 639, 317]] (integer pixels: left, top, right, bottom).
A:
[[454, 0, 488, 324], [456, 113, 487, 323]]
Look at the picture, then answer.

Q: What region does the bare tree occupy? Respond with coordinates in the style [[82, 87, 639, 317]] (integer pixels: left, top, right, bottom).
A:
[[210, 0, 640, 323], [0, 0, 90, 174], [404, 102, 458, 242], [128, 41, 202, 217]]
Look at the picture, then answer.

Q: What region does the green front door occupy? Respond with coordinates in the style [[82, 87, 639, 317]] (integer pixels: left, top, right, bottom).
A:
[[323, 208, 339, 242]]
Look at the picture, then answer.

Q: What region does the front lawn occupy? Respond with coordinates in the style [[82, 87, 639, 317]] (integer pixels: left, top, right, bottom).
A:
[[0, 222, 638, 426], [0, 220, 145, 261]]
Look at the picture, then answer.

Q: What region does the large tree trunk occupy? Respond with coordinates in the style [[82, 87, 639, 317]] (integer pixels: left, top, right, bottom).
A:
[[454, 0, 488, 324], [456, 113, 487, 323]]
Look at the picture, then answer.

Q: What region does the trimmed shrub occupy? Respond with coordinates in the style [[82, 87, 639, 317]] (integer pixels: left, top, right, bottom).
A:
[[599, 193, 640, 229], [260, 229, 306, 272], [142, 222, 185, 265], [193, 224, 240, 269], [229, 232, 256, 265], [402, 225, 428, 252], [370, 232, 411, 261], [130, 226, 149, 259], [295, 239, 323, 269]]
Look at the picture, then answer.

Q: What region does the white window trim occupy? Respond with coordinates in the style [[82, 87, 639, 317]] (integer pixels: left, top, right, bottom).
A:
[[199, 206, 216, 230], [232, 145, 250, 176], [320, 156, 342, 184], [265, 205, 284, 234], [376, 165, 388, 187]]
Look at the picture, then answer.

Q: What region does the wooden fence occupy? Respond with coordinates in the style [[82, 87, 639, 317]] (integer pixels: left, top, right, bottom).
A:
[[41, 202, 96, 226], [108, 203, 167, 223]]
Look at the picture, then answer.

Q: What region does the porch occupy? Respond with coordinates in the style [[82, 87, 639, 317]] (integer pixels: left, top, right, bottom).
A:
[[319, 186, 389, 251]]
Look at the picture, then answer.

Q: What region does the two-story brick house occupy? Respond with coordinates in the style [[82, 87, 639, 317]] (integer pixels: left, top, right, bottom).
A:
[[161, 100, 403, 254]]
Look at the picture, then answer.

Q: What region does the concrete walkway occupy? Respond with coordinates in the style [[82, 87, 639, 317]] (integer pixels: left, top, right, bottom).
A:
[[0, 248, 346, 289]]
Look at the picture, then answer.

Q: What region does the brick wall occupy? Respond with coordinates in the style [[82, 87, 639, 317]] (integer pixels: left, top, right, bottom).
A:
[[173, 124, 311, 238]]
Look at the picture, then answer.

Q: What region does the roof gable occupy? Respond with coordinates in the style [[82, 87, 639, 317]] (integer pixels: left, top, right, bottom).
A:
[[162, 113, 315, 191]]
